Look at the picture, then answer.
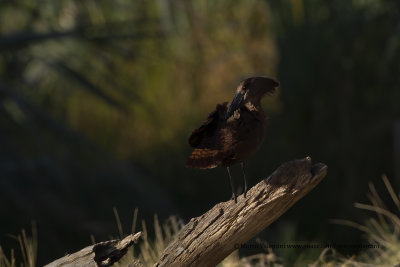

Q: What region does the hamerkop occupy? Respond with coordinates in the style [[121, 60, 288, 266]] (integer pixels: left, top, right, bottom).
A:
[[187, 76, 279, 202]]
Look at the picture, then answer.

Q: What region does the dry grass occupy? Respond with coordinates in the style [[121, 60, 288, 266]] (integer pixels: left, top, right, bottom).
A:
[[312, 175, 400, 267], [114, 207, 185, 266], [0, 223, 37, 267], [220, 239, 282, 267]]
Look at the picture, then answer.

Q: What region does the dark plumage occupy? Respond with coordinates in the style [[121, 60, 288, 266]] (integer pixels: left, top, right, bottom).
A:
[[187, 76, 279, 202]]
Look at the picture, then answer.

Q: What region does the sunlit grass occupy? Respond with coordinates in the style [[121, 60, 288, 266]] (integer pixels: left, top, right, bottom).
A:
[[312, 175, 400, 266], [220, 238, 282, 267], [0, 223, 37, 267], [113, 207, 184, 266]]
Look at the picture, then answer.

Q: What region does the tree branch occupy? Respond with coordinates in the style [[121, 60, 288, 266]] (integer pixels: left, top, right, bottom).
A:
[[45, 232, 142, 267], [155, 157, 327, 266], [44, 157, 326, 267]]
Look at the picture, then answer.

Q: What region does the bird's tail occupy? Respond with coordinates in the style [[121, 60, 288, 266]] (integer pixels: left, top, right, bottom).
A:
[[186, 148, 222, 169]]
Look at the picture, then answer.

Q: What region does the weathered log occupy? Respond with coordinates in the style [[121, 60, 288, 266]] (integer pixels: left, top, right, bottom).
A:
[[155, 157, 327, 267], [45, 232, 142, 267], [45, 157, 326, 267]]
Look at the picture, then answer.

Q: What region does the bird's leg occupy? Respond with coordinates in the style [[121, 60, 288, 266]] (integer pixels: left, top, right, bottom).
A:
[[241, 162, 248, 198], [227, 166, 237, 203]]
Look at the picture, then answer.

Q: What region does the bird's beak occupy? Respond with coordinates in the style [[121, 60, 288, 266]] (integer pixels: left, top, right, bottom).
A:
[[226, 91, 244, 119]]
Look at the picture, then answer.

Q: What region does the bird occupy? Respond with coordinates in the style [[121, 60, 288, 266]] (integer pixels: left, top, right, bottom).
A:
[[186, 76, 279, 202]]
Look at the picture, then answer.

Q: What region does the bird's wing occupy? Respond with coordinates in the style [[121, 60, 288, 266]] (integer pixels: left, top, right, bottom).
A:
[[188, 102, 228, 147], [187, 102, 229, 169]]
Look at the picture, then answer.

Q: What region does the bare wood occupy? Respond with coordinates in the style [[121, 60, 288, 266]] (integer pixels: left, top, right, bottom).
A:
[[155, 157, 327, 267], [45, 232, 142, 267]]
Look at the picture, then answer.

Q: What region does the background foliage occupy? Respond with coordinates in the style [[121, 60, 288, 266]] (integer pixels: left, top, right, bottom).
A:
[[0, 0, 399, 265]]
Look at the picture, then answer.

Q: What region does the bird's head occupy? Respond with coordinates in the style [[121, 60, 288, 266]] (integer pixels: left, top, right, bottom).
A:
[[226, 76, 279, 118]]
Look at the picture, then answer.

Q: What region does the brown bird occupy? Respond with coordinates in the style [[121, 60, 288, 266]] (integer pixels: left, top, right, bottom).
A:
[[186, 76, 279, 202]]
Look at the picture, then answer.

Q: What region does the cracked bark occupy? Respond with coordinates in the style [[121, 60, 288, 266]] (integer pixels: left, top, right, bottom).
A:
[[154, 157, 327, 267]]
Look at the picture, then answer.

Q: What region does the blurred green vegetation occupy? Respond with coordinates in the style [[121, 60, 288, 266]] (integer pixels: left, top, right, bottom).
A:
[[0, 0, 399, 265]]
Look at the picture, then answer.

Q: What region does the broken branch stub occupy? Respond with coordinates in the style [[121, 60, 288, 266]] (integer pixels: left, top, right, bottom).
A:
[[45, 232, 142, 267]]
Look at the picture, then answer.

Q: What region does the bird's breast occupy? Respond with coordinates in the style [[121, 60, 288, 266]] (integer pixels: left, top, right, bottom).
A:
[[220, 113, 266, 166]]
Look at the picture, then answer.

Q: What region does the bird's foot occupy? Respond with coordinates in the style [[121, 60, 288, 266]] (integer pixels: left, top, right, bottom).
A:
[[231, 192, 237, 203], [243, 187, 247, 198]]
